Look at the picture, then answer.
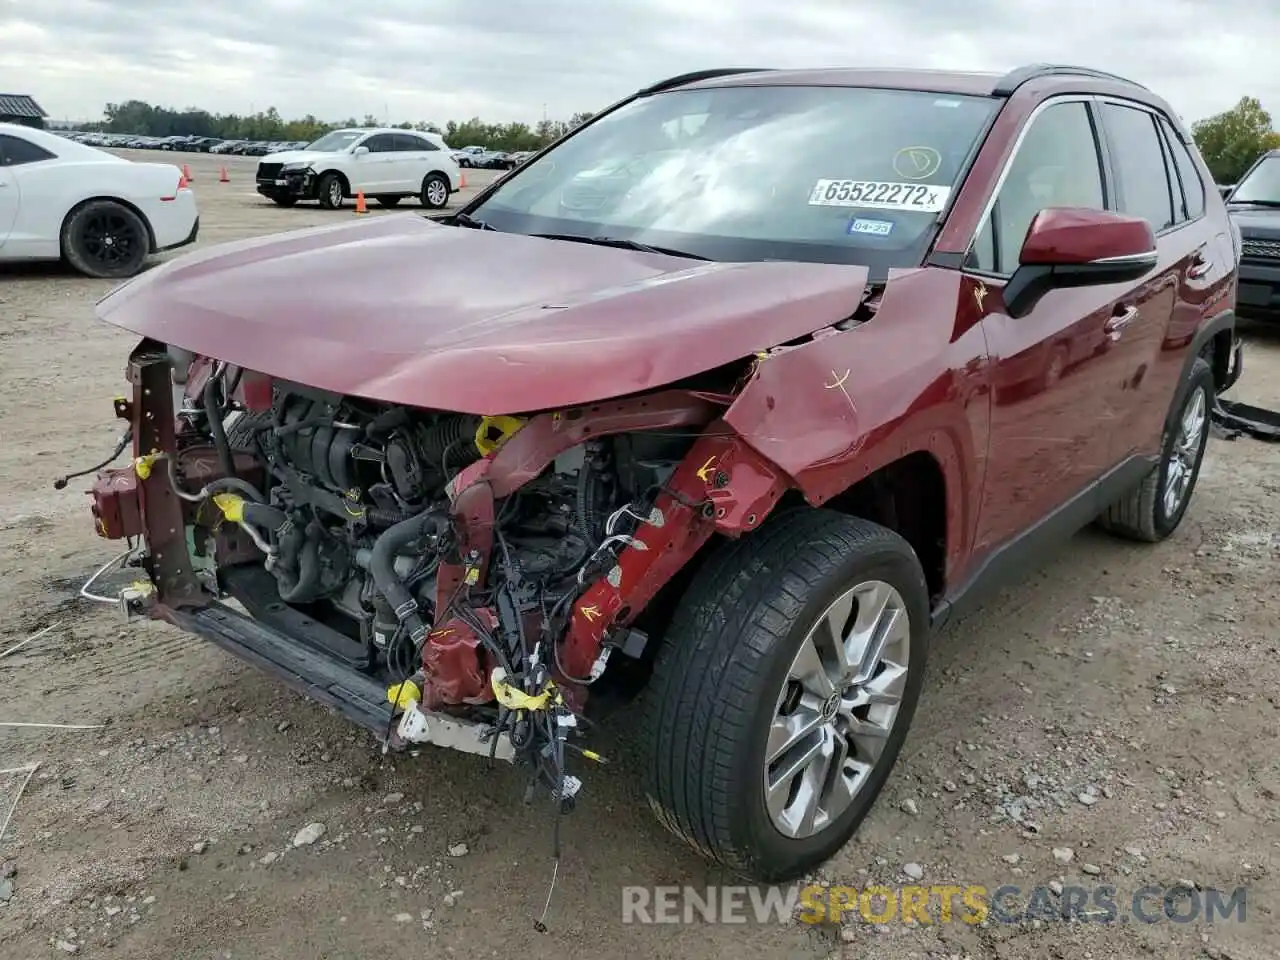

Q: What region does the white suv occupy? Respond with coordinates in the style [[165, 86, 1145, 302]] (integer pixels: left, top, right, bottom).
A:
[[254, 128, 462, 210]]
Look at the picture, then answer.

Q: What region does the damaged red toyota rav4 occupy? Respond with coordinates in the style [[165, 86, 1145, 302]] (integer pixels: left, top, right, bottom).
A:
[[67, 64, 1241, 882]]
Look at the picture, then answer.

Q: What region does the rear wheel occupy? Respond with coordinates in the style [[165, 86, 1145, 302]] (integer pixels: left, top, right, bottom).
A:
[[374, 195, 402, 208], [61, 200, 150, 279], [420, 173, 450, 209], [640, 509, 930, 881], [1097, 356, 1213, 542], [316, 172, 345, 210]]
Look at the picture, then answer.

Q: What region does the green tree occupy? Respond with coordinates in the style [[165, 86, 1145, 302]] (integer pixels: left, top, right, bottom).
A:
[[1192, 96, 1275, 183]]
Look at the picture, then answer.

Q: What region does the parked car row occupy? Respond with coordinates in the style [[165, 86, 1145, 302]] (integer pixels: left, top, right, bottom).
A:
[[450, 145, 523, 169], [56, 131, 311, 156]]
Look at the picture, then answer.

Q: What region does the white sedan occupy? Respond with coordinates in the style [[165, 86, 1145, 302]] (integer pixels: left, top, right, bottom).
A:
[[0, 123, 199, 279]]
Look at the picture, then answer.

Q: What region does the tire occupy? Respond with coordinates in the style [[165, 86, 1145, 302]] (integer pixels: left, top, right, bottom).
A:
[[1096, 356, 1213, 542], [640, 509, 931, 881], [420, 173, 451, 209], [271, 196, 298, 208], [316, 172, 345, 210], [61, 200, 151, 279], [374, 195, 402, 208]]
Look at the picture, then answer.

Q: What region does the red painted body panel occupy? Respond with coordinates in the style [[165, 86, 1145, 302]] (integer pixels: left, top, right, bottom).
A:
[[95, 214, 869, 415], [1020, 208, 1156, 265], [85, 67, 1240, 719]]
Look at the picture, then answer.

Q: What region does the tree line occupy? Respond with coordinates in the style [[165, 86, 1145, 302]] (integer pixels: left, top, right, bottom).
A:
[[87, 95, 1276, 179], [1191, 96, 1279, 184], [91, 100, 597, 152]]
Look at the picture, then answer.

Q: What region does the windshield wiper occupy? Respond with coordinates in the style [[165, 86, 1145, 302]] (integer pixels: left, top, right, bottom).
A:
[[532, 233, 709, 260], [452, 212, 496, 230]]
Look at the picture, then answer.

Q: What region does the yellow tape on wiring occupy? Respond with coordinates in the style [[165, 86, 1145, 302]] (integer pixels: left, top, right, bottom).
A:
[[211, 492, 245, 523], [133, 452, 163, 480], [490, 669, 558, 712]]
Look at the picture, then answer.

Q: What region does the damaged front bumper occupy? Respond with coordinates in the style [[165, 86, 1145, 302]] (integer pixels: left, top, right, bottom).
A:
[[255, 167, 315, 202], [169, 601, 514, 759]]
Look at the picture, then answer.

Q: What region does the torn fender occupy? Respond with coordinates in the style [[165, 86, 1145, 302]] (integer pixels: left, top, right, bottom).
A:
[[723, 268, 992, 589]]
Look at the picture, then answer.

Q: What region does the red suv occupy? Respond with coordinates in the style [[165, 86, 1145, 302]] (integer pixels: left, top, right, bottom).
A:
[[74, 63, 1241, 882]]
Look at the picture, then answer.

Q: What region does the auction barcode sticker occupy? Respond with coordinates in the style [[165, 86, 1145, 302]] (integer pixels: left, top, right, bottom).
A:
[[808, 179, 951, 213]]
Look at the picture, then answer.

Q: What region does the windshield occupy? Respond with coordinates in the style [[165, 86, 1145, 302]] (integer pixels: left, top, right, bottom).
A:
[[1231, 155, 1280, 204], [468, 85, 997, 269], [306, 130, 364, 152]]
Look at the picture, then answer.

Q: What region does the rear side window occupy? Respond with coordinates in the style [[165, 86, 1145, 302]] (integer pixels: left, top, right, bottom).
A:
[[394, 134, 439, 152], [1158, 117, 1206, 221], [1101, 103, 1176, 232], [0, 134, 56, 166]]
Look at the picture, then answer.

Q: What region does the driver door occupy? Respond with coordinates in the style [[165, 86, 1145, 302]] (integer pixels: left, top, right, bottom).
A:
[[0, 135, 23, 247], [355, 134, 397, 192], [965, 98, 1128, 554]]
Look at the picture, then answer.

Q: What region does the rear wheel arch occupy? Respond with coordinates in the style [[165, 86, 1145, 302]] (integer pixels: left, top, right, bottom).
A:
[[59, 196, 157, 254]]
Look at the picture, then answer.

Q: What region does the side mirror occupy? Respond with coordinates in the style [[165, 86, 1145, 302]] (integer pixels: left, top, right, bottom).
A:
[[1218, 183, 1235, 200], [353, 145, 370, 157], [1004, 207, 1157, 319]]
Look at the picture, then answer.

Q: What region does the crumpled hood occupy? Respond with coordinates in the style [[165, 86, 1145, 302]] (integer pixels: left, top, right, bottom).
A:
[[96, 215, 870, 415]]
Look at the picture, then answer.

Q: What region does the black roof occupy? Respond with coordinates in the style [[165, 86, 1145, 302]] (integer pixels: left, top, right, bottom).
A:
[[0, 94, 47, 119]]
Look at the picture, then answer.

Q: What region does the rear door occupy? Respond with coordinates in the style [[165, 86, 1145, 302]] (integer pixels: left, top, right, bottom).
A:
[[1094, 100, 1205, 462], [393, 133, 436, 192], [964, 98, 1130, 553]]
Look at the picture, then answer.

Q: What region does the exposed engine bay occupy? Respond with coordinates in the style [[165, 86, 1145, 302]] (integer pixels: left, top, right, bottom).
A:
[[74, 344, 790, 854]]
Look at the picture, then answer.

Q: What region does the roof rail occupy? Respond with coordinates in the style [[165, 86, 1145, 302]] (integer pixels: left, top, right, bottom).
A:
[[993, 63, 1147, 96], [637, 68, 775, 96]]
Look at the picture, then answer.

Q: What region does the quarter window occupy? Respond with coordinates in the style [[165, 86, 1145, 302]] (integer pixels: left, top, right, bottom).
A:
[[1158, 117, 1206, 221], [0, 134, 56, 166], [1100, 103, 1176, 232], [968, 101, 1106, 275]]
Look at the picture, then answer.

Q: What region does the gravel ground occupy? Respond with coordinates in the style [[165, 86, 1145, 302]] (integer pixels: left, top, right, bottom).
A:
[[1, 150, 1278, 960]]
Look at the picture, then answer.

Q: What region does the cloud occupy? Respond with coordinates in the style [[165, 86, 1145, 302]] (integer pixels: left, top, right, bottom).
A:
[[0, 0, 1274, 126]]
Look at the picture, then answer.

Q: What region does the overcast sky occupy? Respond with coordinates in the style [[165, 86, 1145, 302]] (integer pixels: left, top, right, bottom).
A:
[[1, 0, 1273, 127]]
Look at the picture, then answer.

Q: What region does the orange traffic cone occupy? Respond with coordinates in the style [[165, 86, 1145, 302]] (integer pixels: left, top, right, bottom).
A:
[[177, 170, 189, 190], [182, 163, 193, 181], [354, 190, 368, 215], [218, 166, 229, 183], [459, 172, 467, 189]]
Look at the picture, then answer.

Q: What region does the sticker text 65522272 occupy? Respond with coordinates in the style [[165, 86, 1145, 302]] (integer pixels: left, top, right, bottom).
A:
[[808, 179, 951, 213]]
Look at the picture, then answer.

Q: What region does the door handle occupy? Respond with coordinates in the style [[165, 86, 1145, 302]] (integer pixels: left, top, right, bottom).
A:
[[1105, 306, 1138, 338], [1188, 253, 1213, 280]]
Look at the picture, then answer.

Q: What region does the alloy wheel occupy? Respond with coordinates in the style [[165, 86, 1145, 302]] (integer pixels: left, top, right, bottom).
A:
[[1162, 385, 1207, 518], [80, 211, 141, 269], [764, 579, 911, 839]]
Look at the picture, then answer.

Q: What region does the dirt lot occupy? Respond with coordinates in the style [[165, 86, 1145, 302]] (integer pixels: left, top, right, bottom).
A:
[[1, 149, 1278, 960]]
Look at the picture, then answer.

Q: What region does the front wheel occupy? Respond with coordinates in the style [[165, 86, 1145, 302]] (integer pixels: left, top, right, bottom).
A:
[[60, 200, 150, 279], [641, 510, 930, 881], [420, 173, 450, 209], [1096, 356, 1213, 542], [316, 172, 345, 210]]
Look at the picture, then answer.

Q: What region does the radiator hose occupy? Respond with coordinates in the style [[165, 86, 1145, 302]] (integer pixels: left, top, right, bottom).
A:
[[369, 509, 441, 642]]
